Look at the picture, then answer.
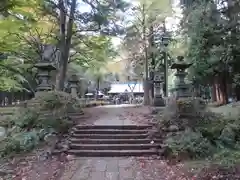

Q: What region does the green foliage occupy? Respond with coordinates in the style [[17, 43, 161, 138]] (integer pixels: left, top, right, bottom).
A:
[[11, 108, 39, 129], [0, 91, 78, 157], [1, 129, 41, 156], [164, 129, 215, 159], [158, 98, 240, 167], [32, 91, 81, 112], [180, 0, 240, 88], [0, 0, 124, 92], [212, 147, 240, 167], [122, 0, 173, 78]]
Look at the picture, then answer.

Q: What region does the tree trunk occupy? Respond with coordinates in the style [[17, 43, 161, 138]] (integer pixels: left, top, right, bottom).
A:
[[216, 82, 221, 103], [218, 74, 228, 105], [56, 0, 77, 91], [95, 77, 100, 100], [142, 3, 150, 105], [211, 84, 216, 102], [163, 20, 168, 97], [212, 77, 218, 102], [235, 85, 240, 101], [55, 0, 66, 90], [149, 24, 155, 99], [143, 80, 150, 105]]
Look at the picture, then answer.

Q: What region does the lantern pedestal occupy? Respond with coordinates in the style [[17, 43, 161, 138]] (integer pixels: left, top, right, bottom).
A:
[[68, 74, 79, 98], [153, 70, 165, 107]]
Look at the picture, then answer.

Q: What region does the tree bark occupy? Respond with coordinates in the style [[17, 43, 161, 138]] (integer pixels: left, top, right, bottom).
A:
[[211, 84, 216, 102], [142, 3, 150, 105], [56, 0, 77, 91], [218, 74, 228, 105], [212, 77, 218, 102], [95, 77, 100, 100], [163, 20, 168, 97], [235, 85, 240, 101], [149, 24, 155, 99]]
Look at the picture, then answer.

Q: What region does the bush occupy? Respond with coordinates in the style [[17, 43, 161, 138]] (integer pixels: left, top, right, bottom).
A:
[[1, 129, 41, 156], [11, 108, 39, 129], [156, 97, 240, 167], [28, 91, 81, 113], [0, 91, 78, 157], [159, 97, 208, 130], [164, 129, 215, 159], [0, 116, 14, 128], [211, 146, 240, 167]]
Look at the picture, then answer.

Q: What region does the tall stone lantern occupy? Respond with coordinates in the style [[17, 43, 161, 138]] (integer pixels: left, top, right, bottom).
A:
[[34, 45, 56, 93], [68, 74, 79, 98], [170, 56, 192, 98], [153, 69, 165, 106]]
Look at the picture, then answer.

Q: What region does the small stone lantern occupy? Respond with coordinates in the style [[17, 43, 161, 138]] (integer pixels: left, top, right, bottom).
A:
[[68, 74, 79, 98], [34, 45, 56, 92], [170, 56, 192, 98], [153, 69, 165, 106]]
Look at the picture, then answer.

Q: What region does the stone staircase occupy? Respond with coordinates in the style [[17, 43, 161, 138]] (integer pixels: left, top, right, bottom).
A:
[[68, 125, 162, 157]]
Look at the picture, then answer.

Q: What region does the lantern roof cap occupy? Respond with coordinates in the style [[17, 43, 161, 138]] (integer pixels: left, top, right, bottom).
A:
[[171, 56, 192, 70]]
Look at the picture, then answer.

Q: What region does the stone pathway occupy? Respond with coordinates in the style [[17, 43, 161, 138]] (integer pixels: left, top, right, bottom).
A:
[[61, 157, 140, 180], [60, 105, 191, 180], [93, 105, 137, 126], [61, 105, 140, 180]]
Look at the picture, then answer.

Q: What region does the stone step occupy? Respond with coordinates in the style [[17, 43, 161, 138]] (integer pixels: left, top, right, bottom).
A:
[[68, 112, 84, 116], [71, 133, 148, 139], [70, 143, 161, 150], [68, 149, 158, 157], [70, 138, 161, 144], [74, 125, 152, 130], [72, 129, 148, 134]]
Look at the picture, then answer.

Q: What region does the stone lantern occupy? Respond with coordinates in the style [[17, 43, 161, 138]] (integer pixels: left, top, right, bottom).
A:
[[34, 45, 56, 93], [68, 74, 79, 98], [153, 69, 165, 106], [170, 56, 192, 98]]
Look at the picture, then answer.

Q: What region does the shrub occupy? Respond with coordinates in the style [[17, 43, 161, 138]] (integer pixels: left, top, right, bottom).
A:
[[212, 147, 240, 167], [159, 97, 209, 130], [156, 97, 240, 162], [11, 108, 39, 129], [37, 116, 74, 133], [0, 91, 78, 157], [0, 116, 14, 128], [28, 91, 81, 113], [0, 129, 41, 156], [164, 129, 215, 159]]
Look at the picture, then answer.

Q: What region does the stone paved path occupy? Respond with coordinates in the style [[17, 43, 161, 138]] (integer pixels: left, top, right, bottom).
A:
[[60, 105, 190, 180], [61, 157, 141, 180], [93, 104, 137, 126], [60, 105, 140, 180]]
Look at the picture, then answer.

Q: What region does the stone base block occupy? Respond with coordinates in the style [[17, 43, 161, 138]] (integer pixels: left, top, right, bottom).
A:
[[153, 96, 165, 107]]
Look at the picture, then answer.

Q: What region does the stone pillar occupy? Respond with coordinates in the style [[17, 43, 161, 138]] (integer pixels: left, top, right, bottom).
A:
[[68, 75, 79, 98], [153, 70, 165, 106]]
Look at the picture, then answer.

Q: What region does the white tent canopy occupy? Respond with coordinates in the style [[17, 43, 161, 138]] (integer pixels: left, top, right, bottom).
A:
[[108, 83, 143, 93], [85, 91, 104, 96]]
